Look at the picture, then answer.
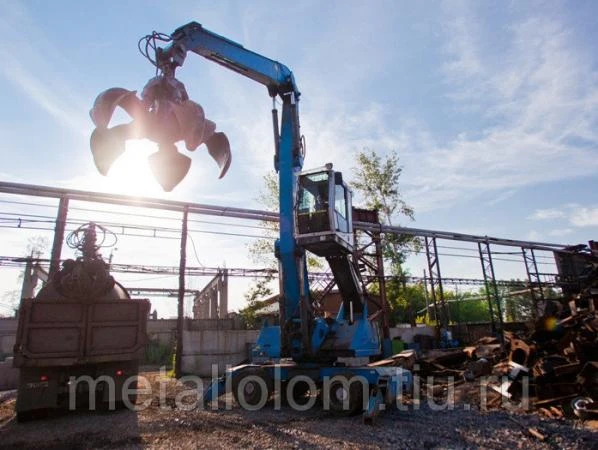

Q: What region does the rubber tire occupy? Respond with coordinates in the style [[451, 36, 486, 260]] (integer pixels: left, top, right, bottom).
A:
[[16, 410, 34, 423], [232, 368, 272, 408], [326, 373, 364, 416], [284, 379, 313, 407]]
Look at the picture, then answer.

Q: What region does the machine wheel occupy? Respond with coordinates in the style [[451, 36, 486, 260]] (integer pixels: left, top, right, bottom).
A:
[[326, 373, 365, 416], [95, 383, 112, 412], [118, 391, 138, 409], [284, 378, 315, 407], [16, 408, 48, 422], [117, 367, 140, 410], [16, 410, 34, 423], [232, 367, 272, 409]]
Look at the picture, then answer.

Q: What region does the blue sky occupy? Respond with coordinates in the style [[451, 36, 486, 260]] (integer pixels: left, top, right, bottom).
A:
[[1, 1, 597, 315]]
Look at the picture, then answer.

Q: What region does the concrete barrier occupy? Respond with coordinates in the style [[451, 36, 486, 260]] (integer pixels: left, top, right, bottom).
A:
[[389, 324, 436, 343], [181, 329, 259, 376], [1, 335, 15, 356], [0, 358, 18, 390], [0, 318, 17, 356]]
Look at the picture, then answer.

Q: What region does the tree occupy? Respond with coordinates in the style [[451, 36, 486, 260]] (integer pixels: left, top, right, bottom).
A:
[[447, 289, 492, 324], [247, 172, 279, 269], [239, 276, 273, 329], [351, 149, 420, 324], [385, 280, 428, 326], [1, 236, 50, 317], [241, 172, 279, 322], [352, 150, 414, 225], [351, 149, 419, 277], [25, 236, 50, 260]]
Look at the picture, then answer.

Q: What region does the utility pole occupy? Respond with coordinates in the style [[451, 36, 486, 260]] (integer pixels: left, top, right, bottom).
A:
[[175, 206, 189, 378]]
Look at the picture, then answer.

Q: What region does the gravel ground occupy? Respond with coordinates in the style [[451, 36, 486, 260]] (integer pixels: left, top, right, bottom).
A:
[[0, 371, 596, 449]]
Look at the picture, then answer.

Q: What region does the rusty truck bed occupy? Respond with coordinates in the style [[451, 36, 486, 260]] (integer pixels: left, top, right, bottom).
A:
[[13, 298, 150, 367]]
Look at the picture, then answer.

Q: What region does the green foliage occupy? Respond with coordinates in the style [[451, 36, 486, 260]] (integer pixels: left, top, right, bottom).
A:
[[446, 291, 492, 323], [240, 275, 274, 329], [496, 281, 559, 323], [351, 149, 419, 276], [25, 236, 50, 258], [384, 281, 492, 326], [167, 348, 177, 378], [144, 339, 174, 366], [351, 150, 413, 221], [2, 235, 51, 317], [386, 280, 427, 326], [243, 172, 280, 318], [1, 291, 18, 317], [247, 173, 279, 269], [256, 171, 280, 213]]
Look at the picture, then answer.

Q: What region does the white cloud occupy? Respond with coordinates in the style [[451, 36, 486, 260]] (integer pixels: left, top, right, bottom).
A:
[[397, 9, 598, 212], [570, 207, 598, 227], [286, 8, 598, 216], [485, 189, 518, 206], [528, 208, 567, 220], [441, 5, 484, 80], [528, 204, 598, 228], [548, 228, 573, 237]]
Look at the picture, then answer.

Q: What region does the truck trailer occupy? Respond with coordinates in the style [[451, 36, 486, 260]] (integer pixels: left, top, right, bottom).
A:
[[13, 223, 150, 421]]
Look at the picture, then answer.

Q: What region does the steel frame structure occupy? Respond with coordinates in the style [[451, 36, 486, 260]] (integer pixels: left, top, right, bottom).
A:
[[0, 181, 570, 332], [478, 241, 504, 334]]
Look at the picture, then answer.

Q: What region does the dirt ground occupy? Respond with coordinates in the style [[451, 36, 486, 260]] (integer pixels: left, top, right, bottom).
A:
[[0, 370, 597, 449]]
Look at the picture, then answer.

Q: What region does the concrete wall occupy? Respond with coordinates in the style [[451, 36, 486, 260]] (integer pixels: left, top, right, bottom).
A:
[[146, 319, 177, 346], [178, 325, 441, 377], [181, 329, 260, 377], [0, 315, 516, 388], [0, 358, 18, 391], [0, 319, 17, 356], [389, 324, 436, 343], [449, 321, 528, 344], [146, 318, 246, 348]]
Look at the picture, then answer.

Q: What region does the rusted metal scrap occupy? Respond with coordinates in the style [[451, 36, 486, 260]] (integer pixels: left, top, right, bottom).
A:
[[509, 338, 535, 366], [572, 396, 598, 421], [367, 349, 417, 370], [463, 358, 492, 381], [418, 251, 597, 417], [577, 361, 598, 398]]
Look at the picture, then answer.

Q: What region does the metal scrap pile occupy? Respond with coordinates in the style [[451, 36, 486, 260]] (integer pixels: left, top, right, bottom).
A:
[[412, 241, 598, 420], [414, 305, 598, 420]]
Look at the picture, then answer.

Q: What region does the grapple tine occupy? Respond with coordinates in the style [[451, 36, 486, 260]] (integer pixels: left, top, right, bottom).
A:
[[202, 120, 216, 143], [205, 132, 232, 179], [171, 100, 206, 151], [90, 88, 137, 128], [90, 123, 137, 175], [118, 92, 148, 121], [147, 144, 192, 192]]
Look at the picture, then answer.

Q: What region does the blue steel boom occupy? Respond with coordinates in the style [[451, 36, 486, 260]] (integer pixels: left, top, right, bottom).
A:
[[156, 21, 308, 359]]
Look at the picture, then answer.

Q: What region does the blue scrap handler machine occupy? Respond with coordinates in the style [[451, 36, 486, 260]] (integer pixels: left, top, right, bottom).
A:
[[90, 21, 412, 419]]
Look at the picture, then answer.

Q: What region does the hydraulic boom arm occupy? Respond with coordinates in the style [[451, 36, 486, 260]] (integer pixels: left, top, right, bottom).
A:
[[157, 22, 308, 357], [157, 22, 300, 98]]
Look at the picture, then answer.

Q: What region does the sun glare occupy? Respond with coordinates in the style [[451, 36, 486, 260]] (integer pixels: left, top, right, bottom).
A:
[[105, 140, 165, 196]]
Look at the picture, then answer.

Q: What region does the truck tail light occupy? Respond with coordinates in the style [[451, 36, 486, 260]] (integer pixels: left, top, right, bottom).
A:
[[40, 375, 48, 382], [116, 369, 124, 377]]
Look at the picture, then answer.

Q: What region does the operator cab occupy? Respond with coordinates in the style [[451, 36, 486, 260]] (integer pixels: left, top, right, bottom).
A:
[[295, 164, 354, 256]]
